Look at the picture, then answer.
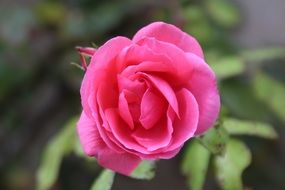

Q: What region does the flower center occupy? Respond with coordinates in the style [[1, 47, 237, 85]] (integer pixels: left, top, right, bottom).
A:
[[117, 74, 167, 130]]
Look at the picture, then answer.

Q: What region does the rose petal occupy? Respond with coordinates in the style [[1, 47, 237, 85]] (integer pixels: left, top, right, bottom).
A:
[[139, 89, 167, 129], [132, 116, 173, 151], [136, 37, 194, 84], [77, 111, 141, 175], [140, 73, 179, 117], [80, 37, 132, 117], [186, 53, 220, 135], [97, 149, 141, 176], [133, 22, 204, 58], [118, 90, 134, 129], [135, 61, 174, 73], [105, 108, 149, 153], [117, 74, 146, 97], [150, 146, 182, 160], [77, 111, 105, 156], [138, 145, 182, 160], [97, 81, 118, 109], [103, 108, 182, 159], [95, 92, 126, 153], [118, 43, 192, 85], [116, 44, 172, 71], [120, 60, 175, 77], [168, 88, 199, 150]]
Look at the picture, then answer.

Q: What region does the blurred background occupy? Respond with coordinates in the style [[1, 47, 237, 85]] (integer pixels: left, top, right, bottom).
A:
[[0, 0, 285, 190]]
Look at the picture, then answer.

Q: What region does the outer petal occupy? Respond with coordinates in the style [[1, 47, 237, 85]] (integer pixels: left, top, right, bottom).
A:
[[133, 22, 204, 58], [77, 111, 105, 156], [136, 37, 194, 84], [97, 149, 141, 176], [186, 53, 220, 135], [139, 145, 182, 160], [116, 44, 173, 72], [77, 111, 141, 175], [80, 37, 132, 117]]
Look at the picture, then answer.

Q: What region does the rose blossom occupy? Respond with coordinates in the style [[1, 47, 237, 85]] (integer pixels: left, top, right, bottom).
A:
[[77, 22, 220, 175]]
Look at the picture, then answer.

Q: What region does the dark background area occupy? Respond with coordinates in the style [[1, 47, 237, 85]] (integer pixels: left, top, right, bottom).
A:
[[0, 0, 285, 189]]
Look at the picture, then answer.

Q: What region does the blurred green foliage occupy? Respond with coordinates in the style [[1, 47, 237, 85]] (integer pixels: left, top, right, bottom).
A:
[[197, 124, 229, 156], [1, 0, 285, 190], [223, 118, 278, 139], [214, 139, 252, 190], [131, 160, 156, 180], [253, 72, 285, 122], [90, 169, 115, 190], [181, 140, 210, 190], [36, 117, 78, 190]]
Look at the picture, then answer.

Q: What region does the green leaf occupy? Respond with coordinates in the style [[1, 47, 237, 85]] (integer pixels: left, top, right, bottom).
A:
[[209, 56, 245, 79], [253, 72, 285, 122], [90, 169, 115, 190], [131, 160, 155, 180], [198, 124, 229, 155], [214, 139, 252, 190], [181, 140, 211, 190], [224, 118, 278, 139], [205, 0, 240, 28], [36, 117, 78, 190]]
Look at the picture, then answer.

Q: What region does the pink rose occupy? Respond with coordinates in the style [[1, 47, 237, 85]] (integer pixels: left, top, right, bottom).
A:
[[77, 22, 220, 175]]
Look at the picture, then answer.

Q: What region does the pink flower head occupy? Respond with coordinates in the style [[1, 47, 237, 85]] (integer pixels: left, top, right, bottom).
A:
[[77, 22, 220, 175]]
